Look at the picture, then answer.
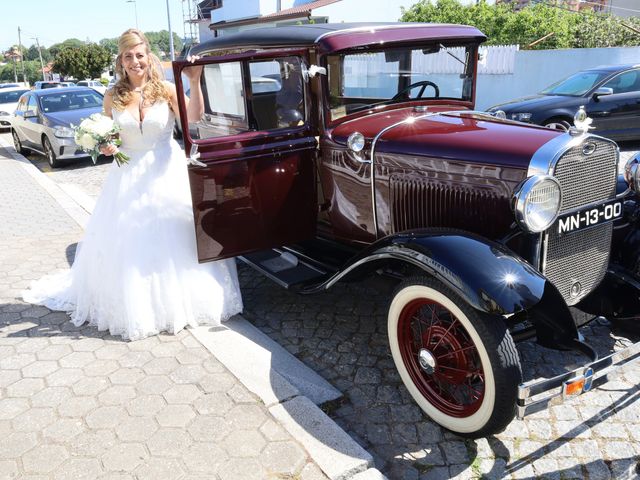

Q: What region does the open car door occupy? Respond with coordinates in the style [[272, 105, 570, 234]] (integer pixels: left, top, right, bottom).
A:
[[174, 50, 318, 262]]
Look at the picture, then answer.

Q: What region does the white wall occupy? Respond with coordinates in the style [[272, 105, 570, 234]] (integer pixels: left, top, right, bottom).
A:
[[476, 46, 640, 110]]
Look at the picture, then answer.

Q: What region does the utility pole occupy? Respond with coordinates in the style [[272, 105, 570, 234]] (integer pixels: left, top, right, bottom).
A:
[[33, 37, 45, 81], [17, 27, 26, 85], [166, 0, 175, 61]]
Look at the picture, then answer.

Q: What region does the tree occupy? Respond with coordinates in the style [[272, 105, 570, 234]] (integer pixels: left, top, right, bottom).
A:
[[53, 44, 112, 80], [144, 30, 183, 60], [99, 38, 118, 56], [400, 0, 640, 49]]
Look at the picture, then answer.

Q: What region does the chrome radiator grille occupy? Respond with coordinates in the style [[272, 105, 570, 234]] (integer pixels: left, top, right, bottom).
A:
[[542, 138, 617, 305]]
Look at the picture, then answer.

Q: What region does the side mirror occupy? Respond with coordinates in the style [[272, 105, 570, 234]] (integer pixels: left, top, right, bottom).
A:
[[23, 110, 37, 119], [593, 87, 613, 101]]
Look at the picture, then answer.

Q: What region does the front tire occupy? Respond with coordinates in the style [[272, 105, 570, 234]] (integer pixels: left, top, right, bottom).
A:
[[388, 276, 521, 437], [43, 136, 59, 168], [543, 118, 572, 132], [12, 129, 26, 155]]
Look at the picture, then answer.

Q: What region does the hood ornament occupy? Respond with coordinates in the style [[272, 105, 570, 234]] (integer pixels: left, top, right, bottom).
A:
[[570, 106, 593, 135]]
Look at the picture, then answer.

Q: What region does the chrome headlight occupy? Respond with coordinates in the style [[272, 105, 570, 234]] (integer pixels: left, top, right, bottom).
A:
[[514, 175, 562, 233], [624, 154, 640, 192], [510, 112, 532, 122], [53, 126, 75, 138], [347, 132, 365, 153]]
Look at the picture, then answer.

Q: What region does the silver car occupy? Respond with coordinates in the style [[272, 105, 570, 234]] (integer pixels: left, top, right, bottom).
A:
[[11, 87, 103, 168]]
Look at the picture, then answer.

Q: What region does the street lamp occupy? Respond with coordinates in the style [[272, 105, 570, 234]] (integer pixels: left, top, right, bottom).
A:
[[166, 0, 175, 61], [126, 0, 139, 30], [31, 37, 46, 81]]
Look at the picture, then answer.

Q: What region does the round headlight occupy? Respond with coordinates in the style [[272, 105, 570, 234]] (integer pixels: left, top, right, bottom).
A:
[[624, 154, 640, 191], [347, 132, 365, 153], [514, 175, 562, 233]]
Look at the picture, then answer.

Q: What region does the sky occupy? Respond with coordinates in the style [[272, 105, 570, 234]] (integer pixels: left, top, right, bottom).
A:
[[0, 0, 189, 51]]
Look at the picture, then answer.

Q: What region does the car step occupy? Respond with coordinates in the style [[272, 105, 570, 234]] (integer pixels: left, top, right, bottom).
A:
[[239, 248, 328, 289]]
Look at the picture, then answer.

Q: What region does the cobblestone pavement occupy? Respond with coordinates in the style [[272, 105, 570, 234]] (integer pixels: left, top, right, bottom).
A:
[[0, 143, 328, 479], [5, 131, 640, 479]]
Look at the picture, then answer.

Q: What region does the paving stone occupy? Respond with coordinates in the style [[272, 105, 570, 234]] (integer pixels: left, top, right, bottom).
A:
[[175, 347, 210, 365], [115, 416, 158, 442], [94, 344, 129, 360], [0, 431, 38, 458], [102, 443, 148, 472], [260, 441, 307, 476], [142, 357, 179, 375], [0, 352, 36, 369], [155, 404, 196, 427], [117, 350, 153, 368], [135, 457, 185, 480], [69, 429, 117, 457], [150, 342, 185, 358], [97, 385, 137, 406], [45, 368, 84, 387], [222, 429, 266, 458], [228, 404, 267, 430], [218, 458, 265, 480], [12, 408, 57, 432], [42, 418, 85, 442], [188, 416, 233, 442], [191, 392, 232, 416], [36, 344, 72, 361], [163, 384, 202, 404], [109, 367, 145, 385], [0, 369, 21, 388], [126, 394, 167, 417], [182, 442, 228, 473], [83, 359, 119, 377], [22, 444, 69, 473], [198, 372, 236, 393], [169, 364, 206, 384], [259, 418, 291, 442], [0, 398, 29, 420], [136, 375, 174, 395], [31, 386, 72, 408], [146, 428, 192, 457], [85, 406, 128, 429], [0, 460, 19, 480], [52, 458, 104, 480], [6, 377, 45, 397], [21, 360, 58, 378], [71, 375, 110, 396], [57, 396, 98, 417], [71, 337, 104, 352], [59, 351, 95, 368]]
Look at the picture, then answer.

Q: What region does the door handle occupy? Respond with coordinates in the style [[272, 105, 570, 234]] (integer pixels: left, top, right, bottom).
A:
[[187, 144, 207, 167]]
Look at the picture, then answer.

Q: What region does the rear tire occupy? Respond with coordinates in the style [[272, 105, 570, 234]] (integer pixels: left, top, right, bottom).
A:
[[388, 276, 522, 437]]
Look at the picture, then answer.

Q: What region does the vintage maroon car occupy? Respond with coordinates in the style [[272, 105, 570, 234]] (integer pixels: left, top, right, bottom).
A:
[[174, 23, 640, 437]]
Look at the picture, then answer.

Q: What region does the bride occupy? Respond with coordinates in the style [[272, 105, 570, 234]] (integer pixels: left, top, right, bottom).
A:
[[23, 29, 243, 340]]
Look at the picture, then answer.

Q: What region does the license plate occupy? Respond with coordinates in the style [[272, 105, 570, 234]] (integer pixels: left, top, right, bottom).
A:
[[557, 200, 623, 234]]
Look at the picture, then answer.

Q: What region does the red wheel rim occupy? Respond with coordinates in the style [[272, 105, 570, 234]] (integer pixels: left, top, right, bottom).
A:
[[397, 297, 485, 417]]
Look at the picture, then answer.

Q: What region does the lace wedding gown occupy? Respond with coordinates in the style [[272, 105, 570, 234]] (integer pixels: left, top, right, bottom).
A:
[[23, 101, 243, 340]]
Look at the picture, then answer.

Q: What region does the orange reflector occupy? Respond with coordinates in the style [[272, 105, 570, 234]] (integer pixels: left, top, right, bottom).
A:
[[563, 377, 585, 396]]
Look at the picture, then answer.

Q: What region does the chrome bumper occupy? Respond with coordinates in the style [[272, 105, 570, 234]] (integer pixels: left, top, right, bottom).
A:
[[517, 337, 640, 418]]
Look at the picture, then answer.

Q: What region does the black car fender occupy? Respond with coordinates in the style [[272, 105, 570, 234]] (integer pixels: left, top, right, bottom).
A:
[[310, 229, 579, 349]]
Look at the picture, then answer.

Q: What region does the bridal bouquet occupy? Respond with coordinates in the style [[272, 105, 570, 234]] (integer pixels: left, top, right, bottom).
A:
[[74, 113, 130, 166]]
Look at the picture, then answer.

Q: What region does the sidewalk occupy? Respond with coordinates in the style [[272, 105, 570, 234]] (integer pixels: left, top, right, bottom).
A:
[[0, 143, 384, 480]]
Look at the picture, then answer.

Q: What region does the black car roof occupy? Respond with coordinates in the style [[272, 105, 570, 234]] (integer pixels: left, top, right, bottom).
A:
[[191, 22, 484, 56], [586, 64, 640, 74]]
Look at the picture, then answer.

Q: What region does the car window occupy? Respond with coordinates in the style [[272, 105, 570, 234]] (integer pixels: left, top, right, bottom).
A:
[[249, 57, 304, 130], [40, 91, 103, 113], [541, 71, 610, 96], [27, 95, 38, 111], [189, 61, 247, 140], [0, 90, 28, 103], [602, 70, 640, 94], [15, 96, 27, 113]]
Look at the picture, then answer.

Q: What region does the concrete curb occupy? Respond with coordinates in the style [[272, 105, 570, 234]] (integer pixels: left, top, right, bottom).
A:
[[1, 137, 386, 480]]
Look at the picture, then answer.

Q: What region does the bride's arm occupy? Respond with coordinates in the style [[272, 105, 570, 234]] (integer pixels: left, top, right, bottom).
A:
[[100, 91, 117, 156]]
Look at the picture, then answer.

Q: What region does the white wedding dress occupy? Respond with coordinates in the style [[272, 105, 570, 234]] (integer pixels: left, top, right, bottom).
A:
[[23, 101, 243, 340]]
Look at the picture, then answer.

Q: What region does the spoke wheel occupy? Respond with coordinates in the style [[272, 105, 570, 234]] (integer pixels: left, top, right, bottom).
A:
[[43, 136, 59, 168], [12, 130, 25, 155], [543, 118, 571, 132], [388, 276, 521, 437]]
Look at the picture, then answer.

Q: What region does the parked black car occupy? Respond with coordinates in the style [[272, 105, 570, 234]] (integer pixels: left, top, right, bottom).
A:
[[487, 64, 640, 141]]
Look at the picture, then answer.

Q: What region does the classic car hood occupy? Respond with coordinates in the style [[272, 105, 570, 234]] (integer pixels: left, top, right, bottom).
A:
[[488, 94, 574, 112], [45, 107, 102, 126], [330, 107, 560, 168]]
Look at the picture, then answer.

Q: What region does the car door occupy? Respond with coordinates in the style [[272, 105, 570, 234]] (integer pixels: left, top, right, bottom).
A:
[[14, 94, 41, 148], [588, 69, 640, 140], [173, 50, 318, 262]]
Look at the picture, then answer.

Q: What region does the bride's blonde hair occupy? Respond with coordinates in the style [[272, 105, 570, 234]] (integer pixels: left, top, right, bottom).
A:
[[111, 29, 170, 111]]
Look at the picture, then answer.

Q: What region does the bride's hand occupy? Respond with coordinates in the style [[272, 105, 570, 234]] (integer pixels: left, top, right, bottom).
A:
[[100, 144, 118, 156], [184, 55, 203, 82]]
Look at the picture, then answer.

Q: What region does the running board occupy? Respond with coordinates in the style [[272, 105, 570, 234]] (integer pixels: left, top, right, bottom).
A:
[[239, 249, 328, 289]]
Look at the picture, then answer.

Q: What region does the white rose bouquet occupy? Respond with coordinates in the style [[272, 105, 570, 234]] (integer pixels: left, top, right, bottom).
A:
[[73, 113, 130, 166]]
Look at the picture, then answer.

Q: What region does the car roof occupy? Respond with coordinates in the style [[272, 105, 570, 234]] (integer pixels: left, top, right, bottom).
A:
[[0, 86, 30, 93], [584, 64, 640, 74], [30, 86, 101, 97], [191, 22, 486, 56]]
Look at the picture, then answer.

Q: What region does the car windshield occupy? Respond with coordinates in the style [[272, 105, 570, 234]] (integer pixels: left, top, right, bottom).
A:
[[540, 70, 611, 96], [327, 44, 475, 121], [0, 90, 28, 103], [40, 91, 103, 113]]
